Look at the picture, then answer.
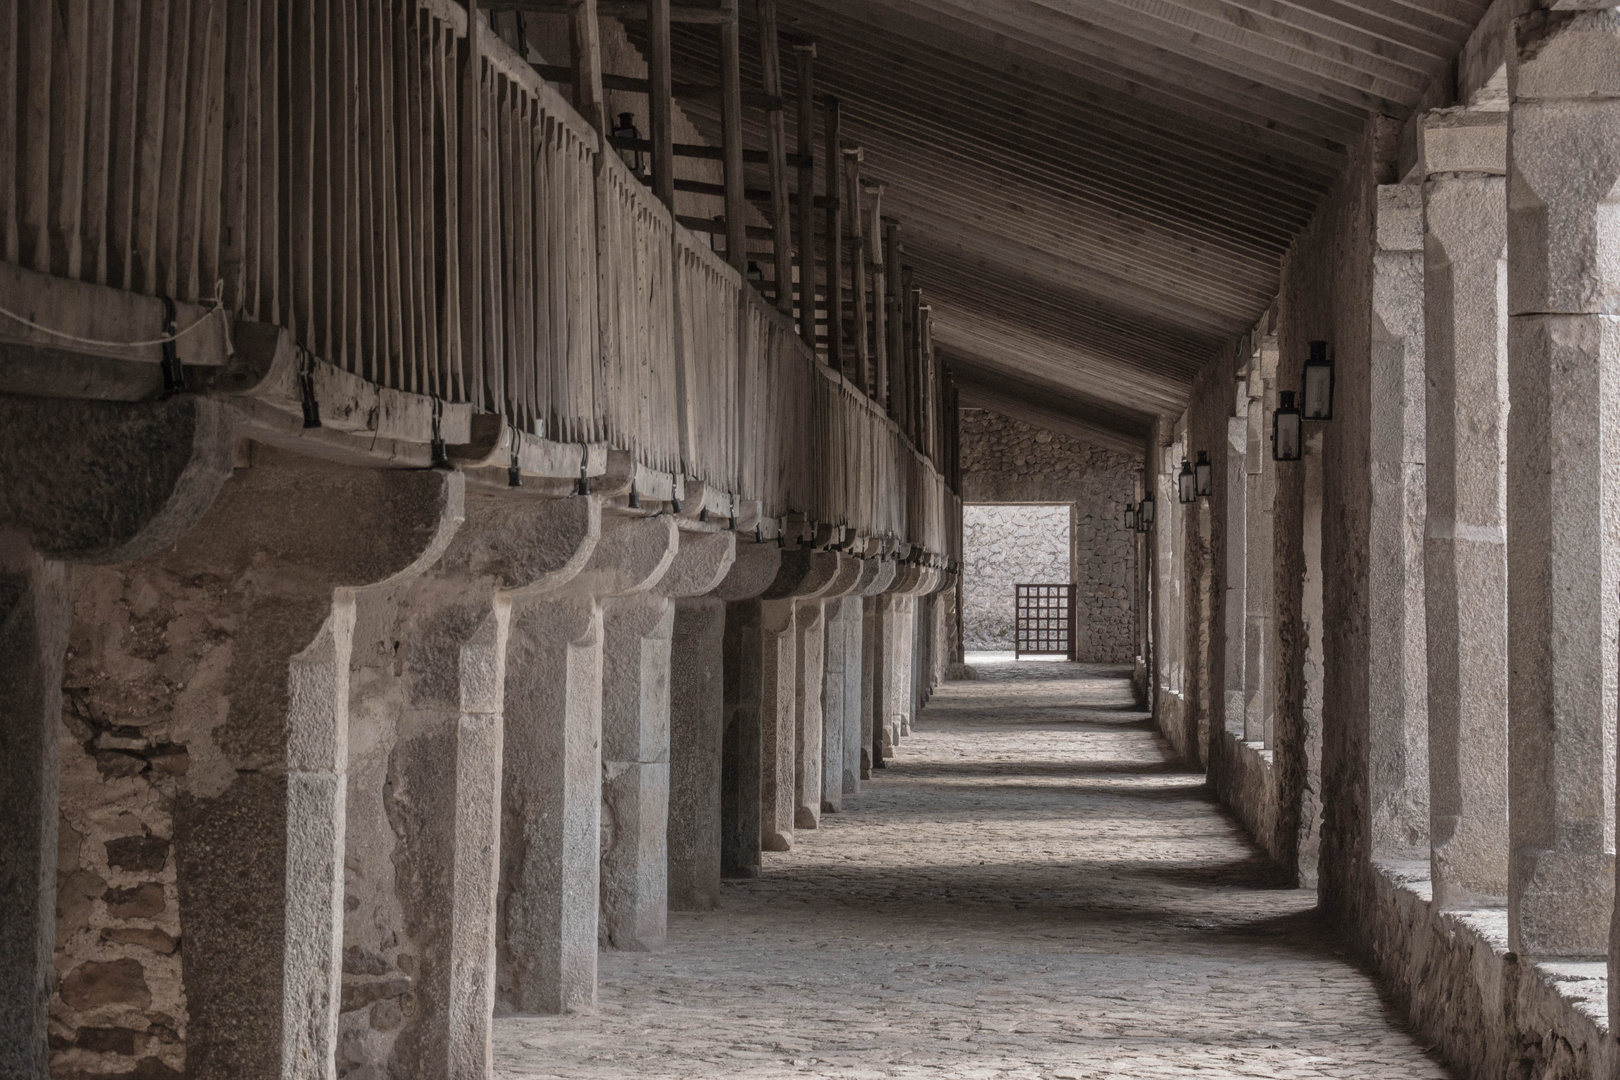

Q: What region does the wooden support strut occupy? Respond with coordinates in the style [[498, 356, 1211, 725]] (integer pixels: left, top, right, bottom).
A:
[[462, 0, 485, 406], [757, 0, 791, 314], [823, 99, 843, 373], [570, 0, 608, 137], [647, 0, 675, 210], [794, 44, 816, 347], [489, 0, 736, 22], [884, 222, 902, 423], [719, 0, 746, 276], [866, 181, 886, 413], [843, 148, 867, 396]]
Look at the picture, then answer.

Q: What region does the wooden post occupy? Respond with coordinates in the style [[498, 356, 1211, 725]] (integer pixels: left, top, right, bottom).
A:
[[822, 98, 843, 370], [571, 0, 607, 136], [757, 0, 792, 313], [648, 0, 675, 209], [461, 0, 485, 405], [844, 149, 868, 394], [885, 224, 903, 422], [866, 182, 887, 411], [793, 43, 816, 345], [719, 0, 746, 275]]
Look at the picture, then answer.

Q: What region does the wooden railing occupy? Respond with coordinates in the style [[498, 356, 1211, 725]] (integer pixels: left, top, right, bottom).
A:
[[1, 0, 955, 557]]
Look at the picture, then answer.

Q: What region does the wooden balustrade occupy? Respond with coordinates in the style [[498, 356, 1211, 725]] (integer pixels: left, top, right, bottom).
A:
[[1, 0, 953, 557]]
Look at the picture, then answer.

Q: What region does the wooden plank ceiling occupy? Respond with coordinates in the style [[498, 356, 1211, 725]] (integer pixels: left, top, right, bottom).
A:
[[636, 0, 1490, 443]]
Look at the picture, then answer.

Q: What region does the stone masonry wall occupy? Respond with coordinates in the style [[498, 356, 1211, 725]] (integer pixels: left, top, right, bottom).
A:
[[962, 505, 1069, 650], [959, 408, 1139, 663]]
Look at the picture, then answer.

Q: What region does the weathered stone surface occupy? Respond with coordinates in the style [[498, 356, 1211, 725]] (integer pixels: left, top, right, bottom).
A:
[[58, 959, 150, 1011]]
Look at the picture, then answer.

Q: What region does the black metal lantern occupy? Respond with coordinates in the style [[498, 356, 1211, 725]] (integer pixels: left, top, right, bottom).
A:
[[612, 112, 645, 177], [1139, 490, 1156, 526], [1274, 390, 1303, 461], [1194, 450, 1213, 498], [1124, 503, 1137, 531], [1177, 458, 1196, 504], [1302, 339, 1333, 421]]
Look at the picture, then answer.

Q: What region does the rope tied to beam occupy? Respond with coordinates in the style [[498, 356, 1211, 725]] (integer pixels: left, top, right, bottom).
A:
[[0, 279, 230, 350]]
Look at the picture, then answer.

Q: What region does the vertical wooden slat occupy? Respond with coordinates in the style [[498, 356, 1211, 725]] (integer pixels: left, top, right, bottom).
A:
[[460, 0, 484, 408], [757, 0, 790, 313], [81, 0, 116, 285], [884, 223, 902, 422], [341, 0, 362, 372], [197, 0, 228, 298], [287, 0, 313, 342], [416, 9, 442, 397], [0, 0, 18, 264], [155, 0, 193, 297], [20, 0, 53, 273], [404, 2, 429, 393], [220, 0, 252, 306], [172, 0, 210, 300], [48, 0, 89, 279], [256, 0, 278, 322]]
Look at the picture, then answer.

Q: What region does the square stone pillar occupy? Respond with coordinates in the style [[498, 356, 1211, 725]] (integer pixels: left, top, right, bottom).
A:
[[497, 515, 677, 1014], [821, 597, 850, 814], [721, 598, 766, 879], [1422, 107, 1510, 908], [601, 527, 734, 948], [1243, 335, 1279, 749], [1507, 9, 1620, 962], [793, 600, 827, 828], [759, 597, 799, 849], [848, 560, 893, 790], [1224, 410, 1249, 741], [670, 544, 771, 906], [0, 547, 69, 1080], [343, 581, 511, 1080], [1369, 184, 1430, 860]]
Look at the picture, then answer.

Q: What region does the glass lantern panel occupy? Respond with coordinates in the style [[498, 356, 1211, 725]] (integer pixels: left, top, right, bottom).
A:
[[1303, 364, 1333, 420]]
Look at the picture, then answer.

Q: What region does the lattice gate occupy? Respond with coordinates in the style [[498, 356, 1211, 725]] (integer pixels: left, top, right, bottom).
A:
[[1014, 583, 1075, 659]]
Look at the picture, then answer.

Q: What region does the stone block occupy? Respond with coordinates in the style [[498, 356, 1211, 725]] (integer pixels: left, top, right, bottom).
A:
[[58, 959, 151, 1011]]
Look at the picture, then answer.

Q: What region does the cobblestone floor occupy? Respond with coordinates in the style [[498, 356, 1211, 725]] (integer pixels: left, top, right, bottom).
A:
[[495, 659, 1451, 1080]]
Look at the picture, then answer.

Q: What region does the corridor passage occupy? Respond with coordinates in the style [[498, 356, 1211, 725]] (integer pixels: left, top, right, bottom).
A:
[[495, 662, 1449, 1080]]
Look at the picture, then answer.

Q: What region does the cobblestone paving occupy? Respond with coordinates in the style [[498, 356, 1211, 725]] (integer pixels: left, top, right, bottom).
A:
[[495, 660, 1451, 1080]]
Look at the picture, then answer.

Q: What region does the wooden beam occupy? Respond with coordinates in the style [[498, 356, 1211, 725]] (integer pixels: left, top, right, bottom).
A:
[[606, 134, 807, 168], [794, 43, 817, 347], [823, 98, 843, 373], [885, 221, 903, 422], [866, 180, 887, 412], [647, 0, 674, 209], [757, 0, 792, 314], [718, 0, 745, 275], [489, 0, 734, 23], [844, 148, 868, 395], [570, 0, 607, 135], [526, 65, 781, 110]]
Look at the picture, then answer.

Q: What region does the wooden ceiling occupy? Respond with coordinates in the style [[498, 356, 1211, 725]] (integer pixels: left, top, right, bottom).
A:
[[636, 0, 1491, 443]]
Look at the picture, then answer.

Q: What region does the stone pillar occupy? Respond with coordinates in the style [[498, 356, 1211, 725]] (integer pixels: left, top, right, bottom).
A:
[[498, 514, 677, 1015], [760, 550, 839, 849], [849, 559, 894, 790], [1369, 184, 1430, 860], [1225, 407, 1249, 741], [801, 554, 860, 821], [0, 545, 70, 1080], [600, 528, 734, 951], [1423, 106, 1510, 908], [821, 596, 851, 813], [1506, 9, 1620, 961], [672, 541, 776, 906], [1244, 335, 1279, 748], [343, 578, 512, 1080]]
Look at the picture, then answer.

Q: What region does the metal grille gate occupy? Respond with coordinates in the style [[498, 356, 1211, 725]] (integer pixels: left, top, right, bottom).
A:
[[1015, 583, 1075, 658]]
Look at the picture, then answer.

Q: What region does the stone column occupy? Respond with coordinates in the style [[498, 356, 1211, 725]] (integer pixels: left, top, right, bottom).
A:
[[343, 578, 514, 1080], [799, 554, 859, 822], [850, 559, 895, 789], [1244, 335, 1279, 748], [1369, 184, 1430, 861], [498, 514, 677, 1015], [0, 545, 70, 1080], [341, 494, 603, 1080], [822, 558, 879, 813], [1423, 106, 1510, 908], [1506, 9, 1620, 962], [760, 551, 839, 848], [600, 527, 734, 951], [1225, 406, 1249, 741], [672, 541, 777, 906]]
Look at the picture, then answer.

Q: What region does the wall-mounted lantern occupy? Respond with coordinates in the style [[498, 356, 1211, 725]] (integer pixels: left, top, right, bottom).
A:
[[1139, 491, 1156, 527], [1124, 504, 1137, 531], [1273, 390, 1303, 461], [1194, 450, 1213, 498], [1177, 458, 1196, 504], [612, 112, 646, 178], [1302, 340, 1333, 421]]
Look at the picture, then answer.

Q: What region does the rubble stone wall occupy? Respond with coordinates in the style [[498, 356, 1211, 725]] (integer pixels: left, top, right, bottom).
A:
[[959, 409, 1139, 663]]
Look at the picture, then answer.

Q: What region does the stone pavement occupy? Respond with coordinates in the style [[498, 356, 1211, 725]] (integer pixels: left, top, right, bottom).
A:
[[494, 660, 1452, 1080]]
